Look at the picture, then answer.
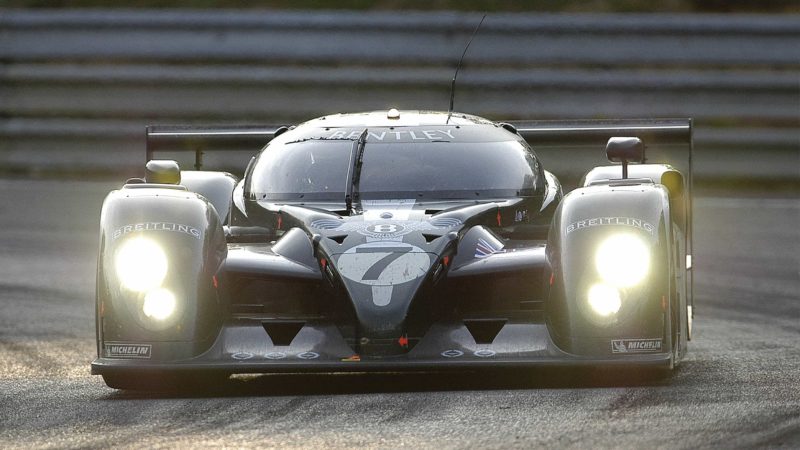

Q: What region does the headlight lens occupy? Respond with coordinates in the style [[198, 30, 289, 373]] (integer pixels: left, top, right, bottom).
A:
[[594, 233, 650, 288], [115, 237, 168, 292], [587, 283, 621, 316], [143, 288, 177, 320]]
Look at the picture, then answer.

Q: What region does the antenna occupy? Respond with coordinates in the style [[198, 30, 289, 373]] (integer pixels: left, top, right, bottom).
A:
[[447, 14, 486, 124]]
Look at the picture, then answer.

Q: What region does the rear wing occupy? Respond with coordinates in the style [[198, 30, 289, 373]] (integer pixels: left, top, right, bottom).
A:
[[506, 118, 691, 146], [145, 125, 285, 170]]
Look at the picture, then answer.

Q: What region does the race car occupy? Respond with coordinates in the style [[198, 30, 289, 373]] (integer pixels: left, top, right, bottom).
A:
[[92, 110, 694, 389]]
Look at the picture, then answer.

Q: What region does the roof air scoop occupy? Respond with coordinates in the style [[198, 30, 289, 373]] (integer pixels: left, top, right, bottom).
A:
[[145, 160, 181, 184]]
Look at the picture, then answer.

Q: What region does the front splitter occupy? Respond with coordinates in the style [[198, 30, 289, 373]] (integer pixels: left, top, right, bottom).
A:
[[93, 320, 673, 375]]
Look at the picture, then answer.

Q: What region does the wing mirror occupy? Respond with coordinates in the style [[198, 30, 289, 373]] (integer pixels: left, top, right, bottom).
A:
[[145, 160, 181, 184], [606, 137, 644, 179]]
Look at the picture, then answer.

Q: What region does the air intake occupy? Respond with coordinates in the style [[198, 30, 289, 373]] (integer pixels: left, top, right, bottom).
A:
[[262, 321, 305, 346], [463, 319, 507, 344]]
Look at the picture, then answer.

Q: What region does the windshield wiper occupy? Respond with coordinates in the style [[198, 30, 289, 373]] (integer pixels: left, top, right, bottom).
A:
[[345, 128, 368, 215]]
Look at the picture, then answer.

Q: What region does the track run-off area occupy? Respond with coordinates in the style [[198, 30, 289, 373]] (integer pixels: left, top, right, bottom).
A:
[[0, 178, 798, 448]]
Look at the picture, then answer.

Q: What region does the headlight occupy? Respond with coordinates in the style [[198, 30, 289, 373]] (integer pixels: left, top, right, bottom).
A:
[[143, 288, 177, 320], [594, 233, 650, 288], [587, 283, 621, 316], [115, 237, 168, 292]]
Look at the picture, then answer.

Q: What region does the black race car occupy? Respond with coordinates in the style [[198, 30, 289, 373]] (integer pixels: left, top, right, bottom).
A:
[[92, 110, 694, 389]]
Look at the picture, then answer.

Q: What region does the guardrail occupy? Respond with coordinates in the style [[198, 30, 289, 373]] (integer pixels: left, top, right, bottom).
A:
[[1, 9, 798, 181]]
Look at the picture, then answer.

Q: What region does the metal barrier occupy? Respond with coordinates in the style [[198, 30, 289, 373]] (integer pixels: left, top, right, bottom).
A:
[[0, 9, 798, 180]]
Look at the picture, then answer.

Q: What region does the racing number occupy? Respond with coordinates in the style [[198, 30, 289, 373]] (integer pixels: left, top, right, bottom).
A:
[[356, 247, 411, 280]]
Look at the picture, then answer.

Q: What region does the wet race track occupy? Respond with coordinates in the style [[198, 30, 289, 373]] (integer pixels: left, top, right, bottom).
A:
[[0, 178, 798, 449]]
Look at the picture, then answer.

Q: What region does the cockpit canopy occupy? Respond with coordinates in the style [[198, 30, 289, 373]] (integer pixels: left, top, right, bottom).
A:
[[247, 123, 544, 202]]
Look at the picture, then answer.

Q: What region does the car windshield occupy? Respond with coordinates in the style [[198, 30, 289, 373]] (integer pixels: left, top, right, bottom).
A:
[[249, 138, 539, 201]]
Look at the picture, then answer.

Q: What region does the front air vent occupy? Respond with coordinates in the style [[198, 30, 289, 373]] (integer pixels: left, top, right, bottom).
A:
[[430, 217, 462, 228], [262, 321, 305, 346], [422, 233, 440, 244], [464, 319, 507, 344], [328, 234, 347, 244], [227, 275, 324, 317], [310, 219, 343, 230]]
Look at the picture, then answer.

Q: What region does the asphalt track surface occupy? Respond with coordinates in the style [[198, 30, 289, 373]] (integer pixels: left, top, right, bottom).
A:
[[0, 178, 797, 449]]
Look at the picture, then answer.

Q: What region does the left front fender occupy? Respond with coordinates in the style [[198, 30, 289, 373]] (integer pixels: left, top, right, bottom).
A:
[[546, 183, 674, 356]]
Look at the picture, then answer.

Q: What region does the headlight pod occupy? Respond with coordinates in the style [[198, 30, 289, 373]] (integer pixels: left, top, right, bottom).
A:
[[142, 288, 177, 321], [115, 237, 168, 292], [587, 283, 622, 316], [594, 233, 650, 288]]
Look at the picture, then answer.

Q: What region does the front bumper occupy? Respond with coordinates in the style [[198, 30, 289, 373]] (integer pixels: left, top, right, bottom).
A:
[[92, 320, 672, 375]]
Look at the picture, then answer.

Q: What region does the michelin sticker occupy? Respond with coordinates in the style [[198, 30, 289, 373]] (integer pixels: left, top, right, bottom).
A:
[[105, 343, 152, 359], [565, 217, 654, 236], [611, 339, 663, 353]]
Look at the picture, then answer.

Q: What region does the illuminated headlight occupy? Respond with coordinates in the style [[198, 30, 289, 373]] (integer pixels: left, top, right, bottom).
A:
[[588, 283, 621, 316], [115, 237, 168, 292], [143, 288, 177, 320], [594, 234, 650, 288]]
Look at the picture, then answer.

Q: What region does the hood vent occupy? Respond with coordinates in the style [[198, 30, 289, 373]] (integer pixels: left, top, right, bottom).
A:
[[310, 219, 343, 230], [430, 217, 462, 228]]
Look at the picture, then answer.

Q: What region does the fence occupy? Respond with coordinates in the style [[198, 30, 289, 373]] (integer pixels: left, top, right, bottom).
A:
[[1, 9, 798, 181]]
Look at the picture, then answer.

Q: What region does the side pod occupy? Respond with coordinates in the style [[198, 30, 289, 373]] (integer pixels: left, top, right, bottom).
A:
[[96, 184, 226, 361], [546, 181, 675, 359]]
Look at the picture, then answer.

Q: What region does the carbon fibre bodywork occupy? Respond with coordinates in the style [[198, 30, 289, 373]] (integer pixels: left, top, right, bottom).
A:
[[92, 111, 692, 387]]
